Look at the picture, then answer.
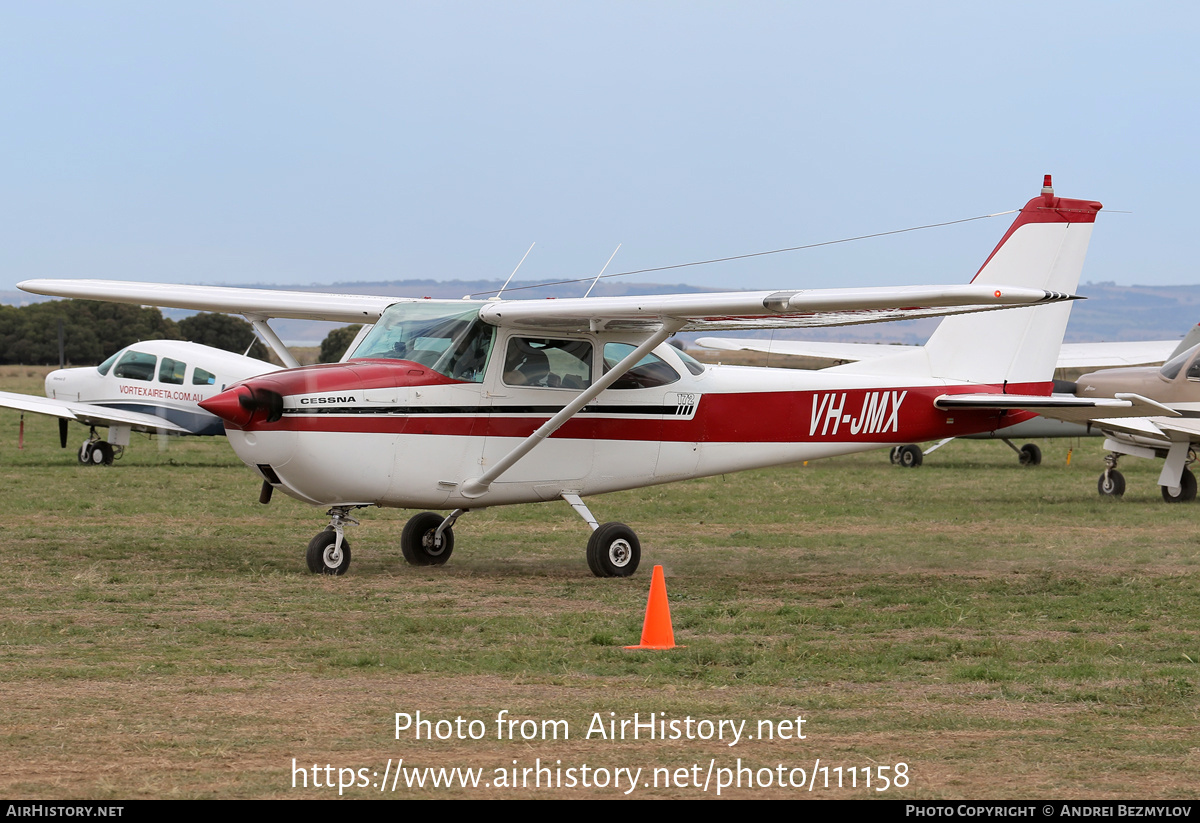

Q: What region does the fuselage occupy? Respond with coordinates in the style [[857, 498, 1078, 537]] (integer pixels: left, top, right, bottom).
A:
[[46, 340, 279, 435], [202, 306, 1043, 509]]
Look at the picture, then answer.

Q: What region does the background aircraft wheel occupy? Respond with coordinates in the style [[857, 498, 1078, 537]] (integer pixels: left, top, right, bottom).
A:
[[1098, 470, 1125, 497], [78, 441, 93, 464], [306, 528, 351, 575], [898, 444, 923, 468], [586, 522, 641, 578], [1018, 443, 1042, 466], [90, 442, 114, 466], [889, 446, 901, 464], [1161, 468, 1197, 503], [400, 511, 454, 566]]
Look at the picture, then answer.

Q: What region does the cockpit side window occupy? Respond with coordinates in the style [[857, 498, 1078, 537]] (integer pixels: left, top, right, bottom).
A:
[[602, 343, 680, 389], [97, 351, 120, 376], [113, 350, 157, 381], [193, 367, 216, 386], [1160, 344, 1200, 380], [159, 358, 187, 385], [503, 338, 592, 389]]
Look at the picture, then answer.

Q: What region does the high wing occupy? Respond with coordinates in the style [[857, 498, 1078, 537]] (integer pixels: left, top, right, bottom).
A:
[[932, 392, 1179, 424], [475, 285, 1076, 332], [17, 279, 397, 323], [0, 390, 191, 434], [696, 336, 1182, 368], [18, 279, 1076, 335]]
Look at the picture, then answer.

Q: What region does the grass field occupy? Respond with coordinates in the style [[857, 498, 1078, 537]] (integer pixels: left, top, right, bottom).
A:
[[1, 365, 1197, 799]]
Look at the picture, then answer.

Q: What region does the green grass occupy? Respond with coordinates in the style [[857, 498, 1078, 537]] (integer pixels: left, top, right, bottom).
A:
[[0, 365, 1197, 798]]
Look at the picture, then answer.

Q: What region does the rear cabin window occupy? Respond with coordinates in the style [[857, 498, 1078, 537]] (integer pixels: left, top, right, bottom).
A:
[[193, 367, 216, 386], [602, 343, 680, 389], [159, 358, 187, 385], [113, 350, 157, 381], [503, 338, 592, 389]]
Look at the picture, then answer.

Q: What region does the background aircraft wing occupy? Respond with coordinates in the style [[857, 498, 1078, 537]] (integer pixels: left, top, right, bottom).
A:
[[478, 285, 1075, 332], [696, 337, 1181, 368], [17, 279, 398, 323], [0, 391, 192, 434], [932, 392, 1178, 423], [695, 337, 910, 362]]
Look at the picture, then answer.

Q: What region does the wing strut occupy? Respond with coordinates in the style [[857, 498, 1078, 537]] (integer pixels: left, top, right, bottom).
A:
[[244, 314, 300, 369], [459, 319, 686, 498]]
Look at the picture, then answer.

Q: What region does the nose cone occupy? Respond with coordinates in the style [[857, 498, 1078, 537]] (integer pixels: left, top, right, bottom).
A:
[[199, 386, 255, 427], [200, 385, 284, 428]]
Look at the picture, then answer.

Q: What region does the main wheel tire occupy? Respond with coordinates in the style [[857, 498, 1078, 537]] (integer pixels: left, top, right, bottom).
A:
[[889, 446, 901, 465], [1018, 443, 1042, 466], [78, 442, 93, 464], [1161, 468, 1197, 503], [92, 442, 114, 466], [400, 511, 454, 566], [586, 522, 641, 578], [898, 444, 923, 468], [1098, 470, 1126, 497], [306, 528, 352, 575]]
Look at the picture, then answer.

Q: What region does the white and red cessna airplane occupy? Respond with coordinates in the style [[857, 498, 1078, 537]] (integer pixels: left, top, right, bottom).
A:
[[20, 177, 1155, 577]]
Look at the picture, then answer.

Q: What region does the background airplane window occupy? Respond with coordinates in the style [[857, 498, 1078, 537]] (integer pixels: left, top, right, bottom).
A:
[[159, 358, 187, 385], [193, 367, 216, 386], [602, 343, 680, 389], [504, 338, 592, 388], [113, 350, 157, 381]]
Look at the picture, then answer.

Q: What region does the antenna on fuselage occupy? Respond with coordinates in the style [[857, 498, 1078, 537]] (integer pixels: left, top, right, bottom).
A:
[[583, 244, 622, 298], [494, 242, 536, 301]]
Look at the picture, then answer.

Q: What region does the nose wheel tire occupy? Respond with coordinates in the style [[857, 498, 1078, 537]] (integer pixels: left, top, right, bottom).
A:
[[306, 528, 352, 575], [586, 522, 641, 578], [1098, 470, 1126, 497], [401, 511, 455, 566], [1161, 468, 1197, 503]]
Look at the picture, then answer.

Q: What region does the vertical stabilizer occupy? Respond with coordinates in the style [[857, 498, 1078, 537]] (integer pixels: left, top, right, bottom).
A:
[[920, 176, 1103, 385]]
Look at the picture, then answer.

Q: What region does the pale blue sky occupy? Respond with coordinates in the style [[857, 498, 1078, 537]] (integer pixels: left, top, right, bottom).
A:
[[1, 2, 1196, 294]]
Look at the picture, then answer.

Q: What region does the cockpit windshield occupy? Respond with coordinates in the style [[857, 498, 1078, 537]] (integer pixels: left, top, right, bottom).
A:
[[1159, 344, 1200, 380], [349, 303, 495, 383]]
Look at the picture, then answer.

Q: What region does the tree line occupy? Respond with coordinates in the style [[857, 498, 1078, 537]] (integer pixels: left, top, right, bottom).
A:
[[0, 300, 273, 365]]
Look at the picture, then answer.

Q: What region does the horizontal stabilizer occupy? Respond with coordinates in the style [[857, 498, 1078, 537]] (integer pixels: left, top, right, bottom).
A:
[[932, 392, 1178, 423]]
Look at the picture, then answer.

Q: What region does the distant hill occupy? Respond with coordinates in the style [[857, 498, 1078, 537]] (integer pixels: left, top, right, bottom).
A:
[[5, 280, 1200, 346]]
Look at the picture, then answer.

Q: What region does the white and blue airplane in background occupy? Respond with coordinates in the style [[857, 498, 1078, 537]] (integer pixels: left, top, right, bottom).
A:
[[0, 340, 278, 464]]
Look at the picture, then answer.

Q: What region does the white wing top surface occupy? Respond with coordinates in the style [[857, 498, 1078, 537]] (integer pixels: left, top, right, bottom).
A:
[[0, 390, 192, 433], [18, 280, 1074, 333], [18, 280, 398, 323]]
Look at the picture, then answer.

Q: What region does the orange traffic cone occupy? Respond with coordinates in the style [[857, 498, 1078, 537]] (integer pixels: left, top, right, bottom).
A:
[[625, 565, 681, 650]]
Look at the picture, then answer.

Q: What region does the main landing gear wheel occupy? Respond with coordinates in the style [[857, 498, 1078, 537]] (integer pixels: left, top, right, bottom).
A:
[[79, 440, 114, 466], [889, 446, 901, 465], [1018, 443, 1042, 466], [897, 444, 923, 468], [1098, 470, 1126, 497], [1161, 468, 1197, 503], [307, 528, 352, 575], [586, 522, 641, 578], [401, 511, 455, 566]]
